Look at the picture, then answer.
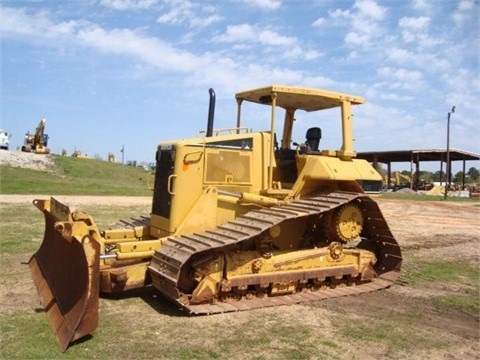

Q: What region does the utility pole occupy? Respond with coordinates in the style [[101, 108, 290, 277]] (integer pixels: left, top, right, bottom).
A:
[[121, 145, 125, 165], [444, 106, 455, 200]]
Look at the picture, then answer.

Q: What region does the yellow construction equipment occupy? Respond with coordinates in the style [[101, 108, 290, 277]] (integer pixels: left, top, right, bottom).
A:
[[71, 149, 88, 158], [30, 85, 402, 352], [384, 171, 412, 190], [22, 117, 50, 154]]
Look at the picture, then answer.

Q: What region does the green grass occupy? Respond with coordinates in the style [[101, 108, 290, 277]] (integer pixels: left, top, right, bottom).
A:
[[0, 203, 151, 255], [341, 317, 411, 349], [339, 314, 452, 358], [381, 191, 480, 202], [0, 155, 152, 195], [402, 259, 479, 316], [0, 204, 43, 254], [403, 260, 478, 284], [0, 311, 64, 360], [411, 260, 479, 314], [338, 259, 480, 353], [0, 296, 343, 360], [434, 293, 479, 314]]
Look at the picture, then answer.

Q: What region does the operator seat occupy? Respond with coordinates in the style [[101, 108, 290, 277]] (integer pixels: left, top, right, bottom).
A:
[[305, 127, 321, 152]]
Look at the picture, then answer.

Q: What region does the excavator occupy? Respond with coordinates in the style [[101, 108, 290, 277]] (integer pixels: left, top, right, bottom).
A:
[[384, 172, 412, 190], [29, 85, 402, 352], [22, 117, 50, 154]]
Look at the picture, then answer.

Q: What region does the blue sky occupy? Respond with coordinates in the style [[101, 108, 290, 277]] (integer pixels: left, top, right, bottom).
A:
[[1, 0, 479, 172]]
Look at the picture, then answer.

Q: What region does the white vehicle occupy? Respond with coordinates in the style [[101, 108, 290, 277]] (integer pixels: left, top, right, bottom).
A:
[[0, 129, 10, 150]]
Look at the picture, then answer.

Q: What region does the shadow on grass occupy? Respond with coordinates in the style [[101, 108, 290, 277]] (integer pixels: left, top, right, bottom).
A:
[[101, 285, 189, 317]]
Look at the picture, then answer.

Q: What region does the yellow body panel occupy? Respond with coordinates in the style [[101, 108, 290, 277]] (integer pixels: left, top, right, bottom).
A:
[[223, 247, 375, 281], [191, 244, 377, 302]]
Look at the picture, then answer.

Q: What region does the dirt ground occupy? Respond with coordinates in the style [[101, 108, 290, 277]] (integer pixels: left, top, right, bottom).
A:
[[1, 195, 479, 359]]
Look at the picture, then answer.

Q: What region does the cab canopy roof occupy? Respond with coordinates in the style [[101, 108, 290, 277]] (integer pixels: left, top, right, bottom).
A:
[[235, 85, 365, 112]]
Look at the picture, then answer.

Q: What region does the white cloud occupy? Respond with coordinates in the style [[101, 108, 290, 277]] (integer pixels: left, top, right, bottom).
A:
[[1, 7, 82, 40], [452, 0, 478, 26], [386, 47, 449, 73], [377, 66, 424, 83], [212, 24, 255, 42], [211, 23, 321, 63], [353, 0, 387, 21], [77, 26, 199, 72], [398, 16, 441, 46], [458, 0, 475, 10], [304, 49, 322, 61], [1, 6, 310, 96], [157, 0, 221, 28], [281, 46, 303, 59], [344, 32, 371, 46], [347, 51, 360, 60], [99, 0, 158, 10], [399, 16, 430, 30], [241, 0, 282, 10], [441, 68, 480, 97], [157, 0, 194, 24], [258, 29, 295, 46], [1, 7, 199, 73], [412, 0, 432, 11], [213, 24, 295, 46], [312, 17, 326, 27], [189, 14, 223, 28], [379, 92, 415, 101], [328, 8, 350, 20], [326, 0, 387, 47]]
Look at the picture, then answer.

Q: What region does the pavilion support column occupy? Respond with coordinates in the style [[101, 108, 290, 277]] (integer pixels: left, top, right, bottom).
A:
[[440, 155, 444, 186], [447, 157, 452, 189], [387, 162, 392, 189], [414, 154, 420, 190], [410, 153, 414, 190]]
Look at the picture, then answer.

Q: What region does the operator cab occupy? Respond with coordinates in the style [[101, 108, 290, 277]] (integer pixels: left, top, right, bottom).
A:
[[234, 85, 380, 192]]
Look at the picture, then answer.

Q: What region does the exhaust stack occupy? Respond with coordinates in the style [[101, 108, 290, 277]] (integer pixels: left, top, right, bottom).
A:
[[206, 88, 215, 137]]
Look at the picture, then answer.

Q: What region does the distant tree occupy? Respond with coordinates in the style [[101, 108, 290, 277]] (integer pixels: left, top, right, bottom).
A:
[[453, 171, 464, 183], [467, 167, 479, 181], [432, 171, 444, 182], [415, 170, 433, 183], [373, 163, 386, 176]]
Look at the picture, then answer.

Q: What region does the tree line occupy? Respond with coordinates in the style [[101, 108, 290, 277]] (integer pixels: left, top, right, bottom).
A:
[[377, 166, 479, 185]]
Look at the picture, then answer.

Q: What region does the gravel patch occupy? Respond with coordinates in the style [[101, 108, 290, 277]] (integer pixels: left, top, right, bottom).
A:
[[0, 149, 56, 172]]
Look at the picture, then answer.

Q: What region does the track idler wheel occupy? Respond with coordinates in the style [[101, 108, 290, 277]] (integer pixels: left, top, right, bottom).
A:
[[330, 202, 364, 243]]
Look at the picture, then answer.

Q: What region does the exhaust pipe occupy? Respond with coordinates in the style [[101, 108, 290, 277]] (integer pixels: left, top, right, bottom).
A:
[[206, 88, 215, 137]]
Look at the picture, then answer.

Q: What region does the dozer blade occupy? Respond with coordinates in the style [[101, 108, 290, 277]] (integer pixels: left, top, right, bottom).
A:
[[29, 198, 100, 352]]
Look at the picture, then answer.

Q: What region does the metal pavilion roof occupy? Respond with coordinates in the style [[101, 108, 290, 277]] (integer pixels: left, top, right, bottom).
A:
[[357, 148, 480, 164]]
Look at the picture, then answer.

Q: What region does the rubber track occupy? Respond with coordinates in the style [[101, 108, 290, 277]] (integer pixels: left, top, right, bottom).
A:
[[148, 191, 401, 314]]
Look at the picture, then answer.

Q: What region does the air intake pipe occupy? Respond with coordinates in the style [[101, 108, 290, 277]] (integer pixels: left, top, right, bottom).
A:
[[206, 88, 215, 137]]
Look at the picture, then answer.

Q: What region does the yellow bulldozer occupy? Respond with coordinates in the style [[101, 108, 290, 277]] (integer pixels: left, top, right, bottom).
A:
[[29, 85, 402, 351], [21, 117, 51, 154]]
